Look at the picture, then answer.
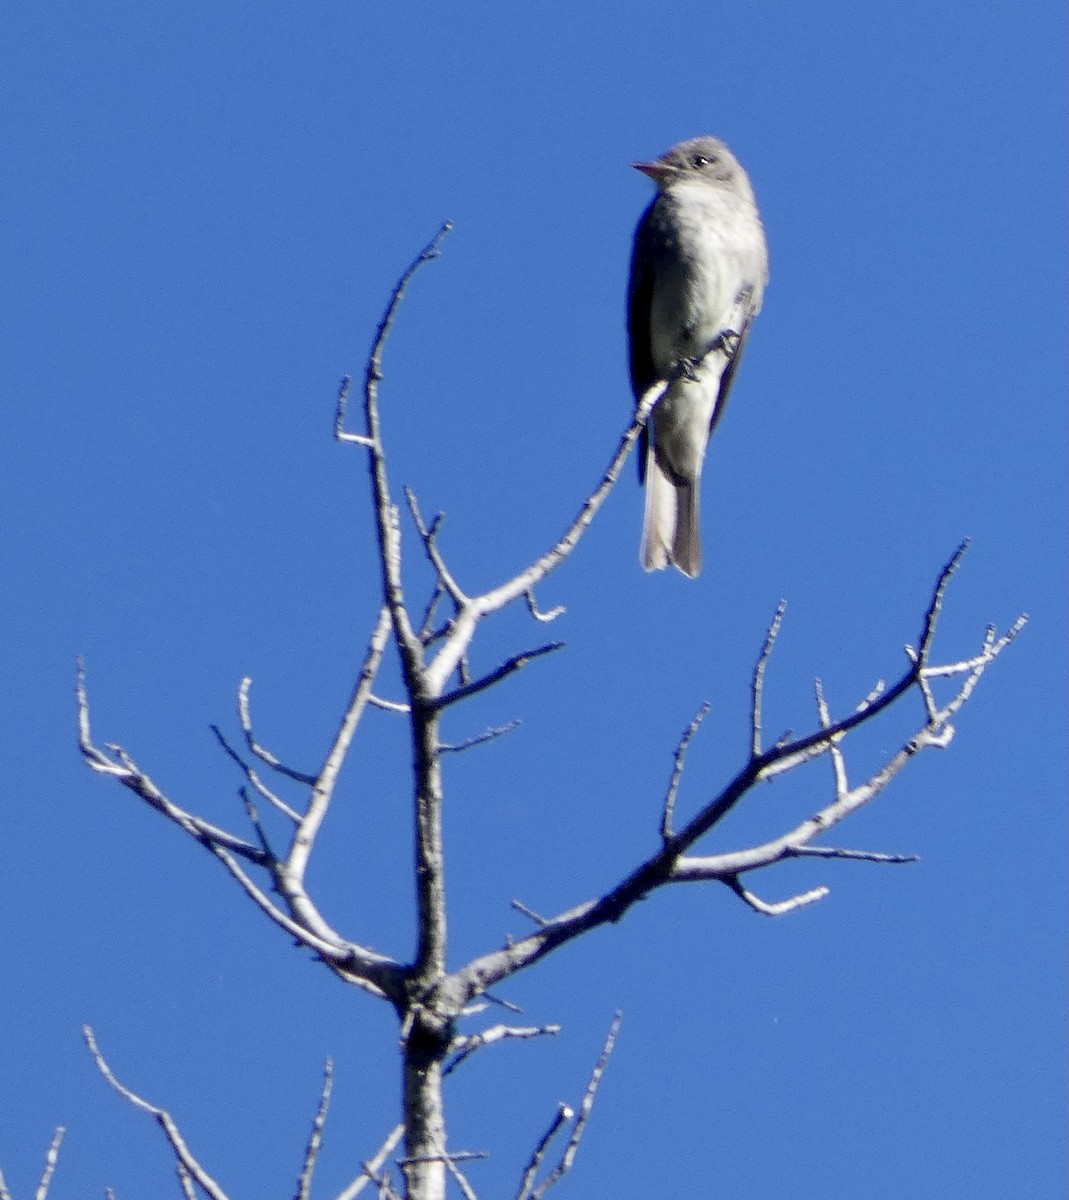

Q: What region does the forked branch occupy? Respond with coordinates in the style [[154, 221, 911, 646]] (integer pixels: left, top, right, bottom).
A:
[[447, 544, 1024, 1005], [515, 1012, 621, 1200]]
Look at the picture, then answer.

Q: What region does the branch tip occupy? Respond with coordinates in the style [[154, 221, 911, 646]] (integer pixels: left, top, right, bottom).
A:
[[751, 601, 787, 757]]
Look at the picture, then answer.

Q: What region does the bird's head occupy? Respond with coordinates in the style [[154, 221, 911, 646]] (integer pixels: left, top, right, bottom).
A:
[[632, 136, 747, 194]]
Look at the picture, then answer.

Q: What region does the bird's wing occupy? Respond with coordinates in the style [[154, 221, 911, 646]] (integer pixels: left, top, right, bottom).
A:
[[627, 202, 659, 484], [708, 286, 759, 438]]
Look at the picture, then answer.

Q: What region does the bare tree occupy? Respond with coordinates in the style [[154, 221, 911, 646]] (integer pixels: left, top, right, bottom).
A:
[[42, 223, 1021, 1199]]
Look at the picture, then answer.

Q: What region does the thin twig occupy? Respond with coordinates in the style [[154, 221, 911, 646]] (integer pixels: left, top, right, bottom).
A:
[[724, 876, 830, 916], [418, 582, 448, 643], [813, 678, 848, 798], [334, 1125, 405, 1200], [34, 1127, 65, 1200], [361, 224, 453, 676], [439, 720, 521, 753], [294, 1059, 333, 1200], [917, 540, 970, 664], [77, 665, 267, 864], [334, 375, 374, 446], [445, 1024, 561, 1077], [515, 1105, 572, 1200], [435, 642, 565, 708], [212, 723, 302, 823], [511, 899, 548, 927], [240, 791, 278, 862], [399, 1152, 488, 1166], [525, 590, 565, 623], [444, 1156, 481, 1200], [405, 487, 468, 607], [528, 1011, 621, 1200], [661, 702, 710, 840], [237, 678, 317, 786], [785, 845, 918, 864], [177, 1160, 197, 1200], [751, 601, 786, 757], [83, 1027, 229, 1200]]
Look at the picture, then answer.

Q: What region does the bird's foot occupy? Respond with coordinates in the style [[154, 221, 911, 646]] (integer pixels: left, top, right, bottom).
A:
[[712, 328, 741, 357]]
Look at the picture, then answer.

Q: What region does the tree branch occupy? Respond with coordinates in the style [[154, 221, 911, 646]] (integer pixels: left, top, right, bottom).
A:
[[751, 600, 786, 756], [77, 662, 268, 865], [78, 659, 403, 1001], [334, 1125, 405, 1200], [211, 722, 302, 823], [724, 876, 830, 916], [435, 643, 565, 708], [294, 1059, 333, 1200], [514, 1105, 571, 1200], [447, 549, 1024, 1004], [523, 1012, 621, 1200], [661, 702, 710, 840], [405, 488, 468, 609], [287, 605, 393, 887], [421, 382, 663, 698], [439, 720, 521, 754], [237, 676, 317, 786], [351, 225, 453, 689], [444, 1023, 561, 1077], [4, 1128, 67, 1200], [83, 1027, 230, 1200]]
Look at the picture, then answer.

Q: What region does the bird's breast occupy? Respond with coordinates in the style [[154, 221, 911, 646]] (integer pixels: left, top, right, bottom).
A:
[[646, 184, 766, 372]]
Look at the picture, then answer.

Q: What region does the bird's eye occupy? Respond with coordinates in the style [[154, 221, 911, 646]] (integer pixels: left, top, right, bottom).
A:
[[693, 154, 715, 168]]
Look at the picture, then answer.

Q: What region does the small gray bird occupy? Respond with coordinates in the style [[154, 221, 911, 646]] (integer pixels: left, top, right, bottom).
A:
[[627, 136, 768, 577]]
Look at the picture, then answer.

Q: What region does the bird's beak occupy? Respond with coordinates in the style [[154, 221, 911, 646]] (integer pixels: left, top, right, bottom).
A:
[[632, 160, 673, 184]]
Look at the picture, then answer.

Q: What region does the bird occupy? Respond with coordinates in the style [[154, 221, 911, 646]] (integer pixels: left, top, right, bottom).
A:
[[627, 135, 768, 577]]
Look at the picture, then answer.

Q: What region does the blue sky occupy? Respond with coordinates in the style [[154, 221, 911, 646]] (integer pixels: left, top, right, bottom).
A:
[[1, 2, 1065, 1197]]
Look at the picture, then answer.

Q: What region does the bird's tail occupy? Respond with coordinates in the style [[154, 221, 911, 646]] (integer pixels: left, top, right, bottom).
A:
[[672, 480, 701, 578], [640, 452, 702, 578]]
